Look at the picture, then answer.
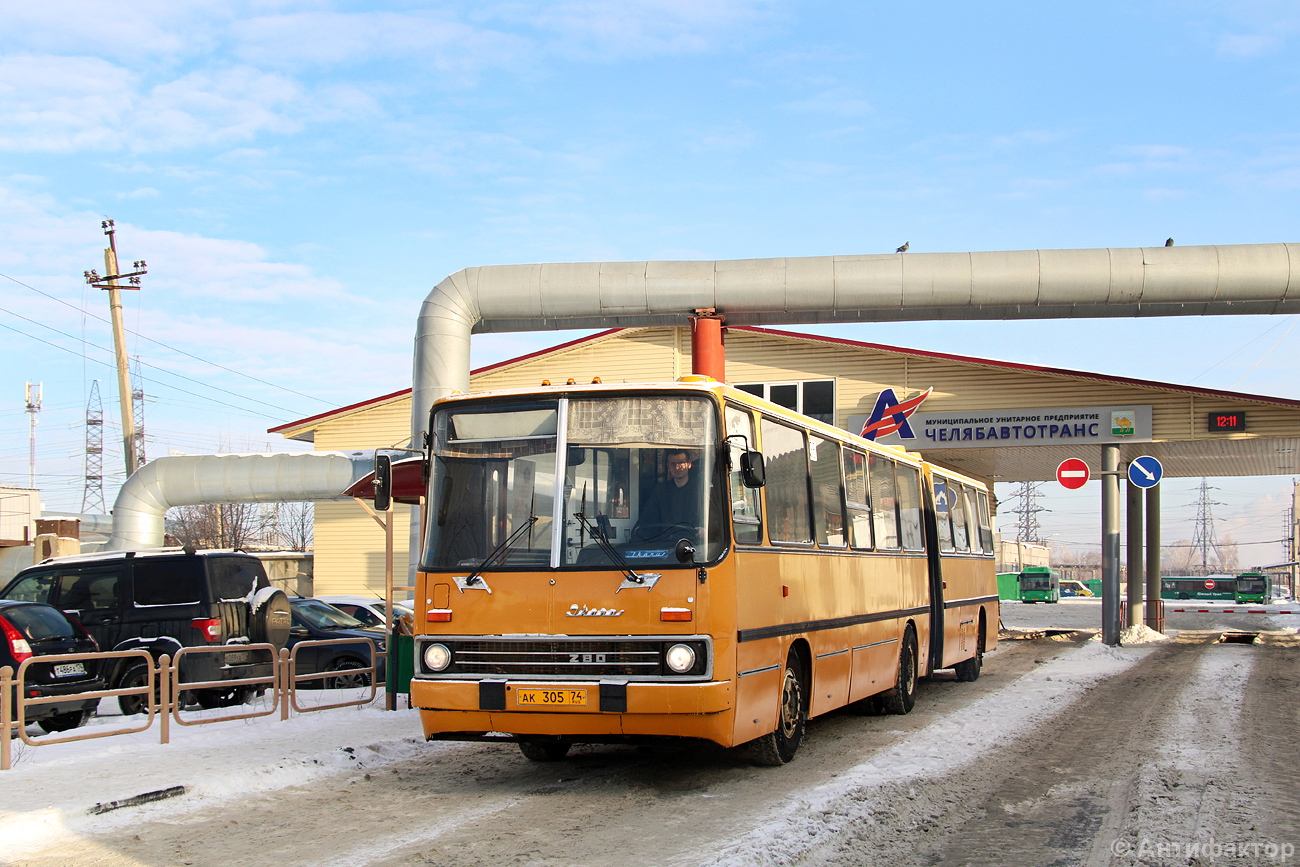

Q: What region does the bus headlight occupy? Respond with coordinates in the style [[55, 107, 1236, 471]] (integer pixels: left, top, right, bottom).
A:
[[424, 643, 452, 672], [665, 643, 696, 673]]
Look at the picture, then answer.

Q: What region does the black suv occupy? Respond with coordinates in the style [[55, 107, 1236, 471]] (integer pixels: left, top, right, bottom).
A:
[[1, 549, 291, 713]]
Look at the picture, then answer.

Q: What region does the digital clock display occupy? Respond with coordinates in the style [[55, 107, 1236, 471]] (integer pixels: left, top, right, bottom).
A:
[[1208, 411, 1245, 432]]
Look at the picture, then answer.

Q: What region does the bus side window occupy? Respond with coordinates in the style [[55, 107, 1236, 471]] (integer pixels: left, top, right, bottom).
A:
[[951, 483, 971, 552], [975, 490, 994, 554], [842, 449, 873, 550], [895, 464, 925, 552], [961, 486, 981, 553], [761, 417, 812, 544], [725, 405, 762, 545], [934, 476, 955, 553], [869, 454, 900, 550], [809, 436, 845, 548]]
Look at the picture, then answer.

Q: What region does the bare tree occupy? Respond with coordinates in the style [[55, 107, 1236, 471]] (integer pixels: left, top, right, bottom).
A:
[[1215, 533, 1239, 572], [276, 502, 314, 551], [168, 503, 266, 550], [1163, 539, 1198, 575]]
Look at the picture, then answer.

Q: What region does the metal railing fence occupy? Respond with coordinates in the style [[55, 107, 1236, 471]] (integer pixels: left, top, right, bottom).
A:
[[1, 638, 381, 770]]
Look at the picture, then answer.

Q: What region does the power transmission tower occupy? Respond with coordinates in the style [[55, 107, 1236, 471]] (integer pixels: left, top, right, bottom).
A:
[[1189, 478, 1224, 575], [24, 382, 41, 490], [1007, 481, 1048, 543], [82, 380, 106, 514], [131, 356, 147, 469], [83, 219, 147, 478]]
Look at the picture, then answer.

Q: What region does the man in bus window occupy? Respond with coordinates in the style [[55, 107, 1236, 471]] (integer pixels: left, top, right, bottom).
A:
[[636, 449, 702, 538]]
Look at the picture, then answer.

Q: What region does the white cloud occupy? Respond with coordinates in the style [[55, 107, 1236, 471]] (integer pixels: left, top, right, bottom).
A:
[[1217, 32, 1282, 57], [0, 55, 379, 154], [780, 87, 871, 117], [230, 10, 531, 78], [525, 0, 779, 58]]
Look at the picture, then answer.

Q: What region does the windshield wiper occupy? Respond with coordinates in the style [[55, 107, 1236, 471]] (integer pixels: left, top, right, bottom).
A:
[[572, 484, 647, 586], [462, 515, 539, 587]]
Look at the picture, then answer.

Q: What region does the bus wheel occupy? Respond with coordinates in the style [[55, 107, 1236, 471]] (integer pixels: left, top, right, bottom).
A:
[[747, 651, 806, 766], [954, 620, 985, 682], [518, 739, 571, 762], [883, 626, 918, 715]]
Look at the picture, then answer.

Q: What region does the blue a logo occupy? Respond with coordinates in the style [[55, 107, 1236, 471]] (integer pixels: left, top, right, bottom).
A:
[[860, 387, 932, 441]]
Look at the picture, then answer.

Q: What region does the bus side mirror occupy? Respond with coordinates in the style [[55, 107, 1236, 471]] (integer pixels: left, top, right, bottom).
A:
[[740, 451, 765, 488], [675, 539, 697, 564], [374, 454, 392, 511]]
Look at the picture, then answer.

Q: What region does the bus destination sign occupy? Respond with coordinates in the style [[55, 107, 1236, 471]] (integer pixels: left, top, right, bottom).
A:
[[1208, 411, 1245, 432]]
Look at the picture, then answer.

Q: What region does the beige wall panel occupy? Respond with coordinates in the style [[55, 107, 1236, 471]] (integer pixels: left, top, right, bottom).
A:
[[472, 329, 679, 390], [313, 500, 411, 597], [314, 399, 412, 451]]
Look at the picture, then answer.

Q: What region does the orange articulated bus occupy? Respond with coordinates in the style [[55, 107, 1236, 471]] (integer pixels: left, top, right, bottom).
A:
[[409, 377, 997, 764]]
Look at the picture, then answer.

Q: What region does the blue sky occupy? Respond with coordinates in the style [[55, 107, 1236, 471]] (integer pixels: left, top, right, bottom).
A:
[[0, 1, 1297, 564]]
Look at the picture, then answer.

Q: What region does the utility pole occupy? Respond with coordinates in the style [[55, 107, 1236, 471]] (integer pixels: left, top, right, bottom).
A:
[[24, 382, 41, 490], [84, 220, 147, 479], [1008, 481, 1048, 543], [1188, 478, 1223, 575], [82, 380, 106, 514]]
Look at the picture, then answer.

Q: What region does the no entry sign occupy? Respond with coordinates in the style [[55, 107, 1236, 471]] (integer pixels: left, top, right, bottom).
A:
[[1205, 579, 1216, 590], [1057, 458, 1090, 489]]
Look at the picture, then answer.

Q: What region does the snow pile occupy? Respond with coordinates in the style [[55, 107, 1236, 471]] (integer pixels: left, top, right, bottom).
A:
[[1088, 623, 1170, 645]]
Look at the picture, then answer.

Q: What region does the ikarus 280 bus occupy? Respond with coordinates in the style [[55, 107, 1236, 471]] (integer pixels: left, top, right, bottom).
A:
[[408, 377, 998, 764]]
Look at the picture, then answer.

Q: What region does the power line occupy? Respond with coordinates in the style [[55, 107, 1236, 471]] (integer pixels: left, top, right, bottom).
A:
[[0, 270, 332, 407], [0, 300, 310, 416], [0, 318, 289, 421]]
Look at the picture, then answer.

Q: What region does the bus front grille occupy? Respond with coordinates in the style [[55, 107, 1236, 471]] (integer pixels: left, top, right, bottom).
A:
[[419, 637, 711, 680]]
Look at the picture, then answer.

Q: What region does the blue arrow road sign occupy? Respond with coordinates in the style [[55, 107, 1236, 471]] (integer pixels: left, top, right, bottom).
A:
[[1128, 455, 1163, 489]]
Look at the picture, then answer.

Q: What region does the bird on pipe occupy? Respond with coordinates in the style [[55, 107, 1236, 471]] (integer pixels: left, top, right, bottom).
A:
[[895, 241, 909, 253]]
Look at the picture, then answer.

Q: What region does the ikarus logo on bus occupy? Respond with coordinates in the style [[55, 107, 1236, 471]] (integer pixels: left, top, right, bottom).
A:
[[566, 604, 624, 617]]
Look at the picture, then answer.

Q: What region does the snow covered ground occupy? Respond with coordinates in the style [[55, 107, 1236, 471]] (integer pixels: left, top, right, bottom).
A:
[[0, 692, 431, 861], [3, 616, 1296, 866], [0, 639, 1151, 866]]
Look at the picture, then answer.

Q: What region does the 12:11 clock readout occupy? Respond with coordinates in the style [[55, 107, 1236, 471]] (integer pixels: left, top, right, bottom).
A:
[[1208, 411, 1246, 432]]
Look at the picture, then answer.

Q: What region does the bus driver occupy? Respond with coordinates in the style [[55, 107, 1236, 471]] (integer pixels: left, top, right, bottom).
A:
[[635, 449, 702, 540]]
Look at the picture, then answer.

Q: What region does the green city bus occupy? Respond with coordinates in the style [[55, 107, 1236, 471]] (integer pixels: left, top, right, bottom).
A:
[[1019, 566, 1060, 603], [1161, 576, 1236, 601], [1234, 571, 1271, 604]]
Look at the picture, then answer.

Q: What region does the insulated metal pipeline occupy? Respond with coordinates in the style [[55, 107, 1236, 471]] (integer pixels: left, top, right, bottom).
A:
[[412, 244, 1299, 443], [408, 242, 1299, 575], [104, 452, 375, 551]]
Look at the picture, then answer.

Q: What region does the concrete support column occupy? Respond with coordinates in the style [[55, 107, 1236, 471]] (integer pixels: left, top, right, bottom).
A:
[[1101, 445, 1121, 646], [1126, 476, 1144, 628], [1145, 484, 1162, 631]]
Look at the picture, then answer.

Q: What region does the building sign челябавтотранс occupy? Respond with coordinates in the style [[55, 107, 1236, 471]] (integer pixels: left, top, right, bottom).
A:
[[845, 394, 1153, 450]]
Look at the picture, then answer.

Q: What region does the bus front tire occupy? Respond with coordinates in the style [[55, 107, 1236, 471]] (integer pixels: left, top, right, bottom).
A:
[[954, 621, 985, 682], [747, 651, 806, 766], [518, 739, 571, 762], [883, 626, 918, 715]]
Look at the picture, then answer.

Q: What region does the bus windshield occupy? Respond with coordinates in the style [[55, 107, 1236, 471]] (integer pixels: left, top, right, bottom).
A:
[[422, 394, 725, 572]]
